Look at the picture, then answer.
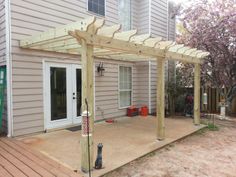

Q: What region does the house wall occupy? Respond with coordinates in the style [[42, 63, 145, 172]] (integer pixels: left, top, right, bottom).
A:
[[0, 0, 5, 63], [167, 1, 176, 83], [11, 53, 140, 136], [131, 0, 138, 29], [9, 0, 176, 136], [131, 0, 150, 33], [149, 60, 169, 113], [168, 1, 176, 41], [150, 0, 168, 38], [10, 0, 120, 136], [136, 0, 150, 34], [95, 59, 135, 120], [133, 62, 149, 107], [10, 0, 150, 136]]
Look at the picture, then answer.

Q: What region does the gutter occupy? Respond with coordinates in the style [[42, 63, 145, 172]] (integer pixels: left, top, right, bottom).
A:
[[148, 61, 151, 114], [5, 0, 13, 137]]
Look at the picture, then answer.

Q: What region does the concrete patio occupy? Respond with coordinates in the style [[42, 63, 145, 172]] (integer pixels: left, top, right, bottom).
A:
[[20, 116, 205, 177]]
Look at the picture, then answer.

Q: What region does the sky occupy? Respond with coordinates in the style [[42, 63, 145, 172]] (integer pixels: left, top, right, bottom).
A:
[[169, 0, 190, 4], [169, 0, 196, 8], [170, 0, 188, 3]]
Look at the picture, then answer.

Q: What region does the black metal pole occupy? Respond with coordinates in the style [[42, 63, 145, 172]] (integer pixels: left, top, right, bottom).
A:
[[85, 99, 91, 177]]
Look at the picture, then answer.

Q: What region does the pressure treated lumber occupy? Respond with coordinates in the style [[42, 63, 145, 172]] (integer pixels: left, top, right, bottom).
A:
[[20, 17, 96, 47], [20, 16, 209, 64], [194, 63, 201, 125], [80, 39, 94, 173], [156, 57, 165, 140]]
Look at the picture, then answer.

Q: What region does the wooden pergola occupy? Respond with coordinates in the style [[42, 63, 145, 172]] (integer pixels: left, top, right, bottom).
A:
[[20, 16, 209, 172]]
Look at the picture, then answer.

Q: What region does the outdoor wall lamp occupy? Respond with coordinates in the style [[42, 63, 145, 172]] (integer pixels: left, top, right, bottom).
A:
[[97, 62, 105, 76]]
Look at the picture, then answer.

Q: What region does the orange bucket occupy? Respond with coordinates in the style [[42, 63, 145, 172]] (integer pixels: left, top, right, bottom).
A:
[[140, 106, 148, 117]]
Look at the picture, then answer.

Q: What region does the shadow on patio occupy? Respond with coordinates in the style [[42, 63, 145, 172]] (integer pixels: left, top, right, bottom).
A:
[[19, 116, 205, 177]]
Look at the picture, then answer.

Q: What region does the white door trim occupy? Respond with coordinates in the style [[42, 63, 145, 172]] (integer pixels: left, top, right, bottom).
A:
[[44, 62, 83, 130]]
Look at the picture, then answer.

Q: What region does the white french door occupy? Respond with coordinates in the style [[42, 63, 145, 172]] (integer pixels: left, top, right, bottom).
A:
[[44, 62, 82, 129]]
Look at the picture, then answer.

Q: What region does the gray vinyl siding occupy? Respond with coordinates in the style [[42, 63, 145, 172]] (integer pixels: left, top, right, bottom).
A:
[[168, 17, 175, 40], [150, 61, 157, 113], [131, 0, 138, 29], [168, 1, 176, 41], [167, 1, 176, 82], [136, 0, 150, 34], [150, 60, 169, 114], [150, 0, 168, 38], [0, 0, 5, 62], [131, 0, 149, 34], [132, 0, 173, 37], [133, 62, 149, 107]]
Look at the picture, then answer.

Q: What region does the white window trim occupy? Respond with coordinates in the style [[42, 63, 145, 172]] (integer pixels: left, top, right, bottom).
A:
[[118, 65, 133, 109], [87, 0, 106, 17]]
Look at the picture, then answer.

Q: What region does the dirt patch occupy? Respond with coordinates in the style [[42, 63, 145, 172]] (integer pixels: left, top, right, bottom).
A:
[[104, 119, 236, 177]]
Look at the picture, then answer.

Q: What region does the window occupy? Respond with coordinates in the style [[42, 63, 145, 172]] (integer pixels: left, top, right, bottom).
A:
[[88, 0, 105, 16], [118, 0, 131, 30], [119, 66, 132, 108]]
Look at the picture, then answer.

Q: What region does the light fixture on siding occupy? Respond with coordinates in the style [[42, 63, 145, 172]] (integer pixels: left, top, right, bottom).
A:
[[97, 62, 105, 76]]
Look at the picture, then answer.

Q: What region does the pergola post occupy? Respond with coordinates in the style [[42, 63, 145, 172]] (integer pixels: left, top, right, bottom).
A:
[[80, 39, 94, 172], [156, 58, 165, 140], [194, 63, 201, 125]]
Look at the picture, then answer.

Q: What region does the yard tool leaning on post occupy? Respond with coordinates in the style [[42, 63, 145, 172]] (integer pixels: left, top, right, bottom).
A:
[[82, 99, 91, 177], [83, 99, 103, 175]]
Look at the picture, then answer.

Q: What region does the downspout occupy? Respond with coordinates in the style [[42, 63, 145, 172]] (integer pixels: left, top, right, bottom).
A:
[[148, 0, 151, 113], [148, 61, 151, 114], [5, 0, 13, 137]]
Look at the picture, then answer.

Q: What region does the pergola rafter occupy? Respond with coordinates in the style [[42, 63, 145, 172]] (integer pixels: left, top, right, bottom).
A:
[[20, 16, 209, 64], [19, 16, 210, 173]]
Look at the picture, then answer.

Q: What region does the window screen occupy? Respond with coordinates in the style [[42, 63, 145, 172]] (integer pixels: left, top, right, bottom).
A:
[[88, 0, 105, 16], [119, 66, 132, 108]]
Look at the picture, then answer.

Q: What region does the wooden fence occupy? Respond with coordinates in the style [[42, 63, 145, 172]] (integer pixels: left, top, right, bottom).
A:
[[200, 87, 236, 114]]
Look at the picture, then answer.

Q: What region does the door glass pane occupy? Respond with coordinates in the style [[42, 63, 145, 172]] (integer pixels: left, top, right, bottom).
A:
[[76, 69, 82, 116], [50, 67, 67, 121]]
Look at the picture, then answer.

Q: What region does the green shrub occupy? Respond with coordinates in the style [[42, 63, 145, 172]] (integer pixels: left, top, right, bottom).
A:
[[207, 123, 219, 131]]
